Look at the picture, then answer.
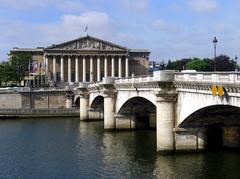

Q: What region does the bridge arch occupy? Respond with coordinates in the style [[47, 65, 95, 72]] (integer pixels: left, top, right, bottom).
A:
[[176, 92, 240, 125], [90, 95, 104, 110], [87, 95, 104, 120], [116, 91, 156, 113], [179, 104, 240, 128], [74, 96, 80, 107], [179, 104, 240, 150], [117, 96, 156, 129]]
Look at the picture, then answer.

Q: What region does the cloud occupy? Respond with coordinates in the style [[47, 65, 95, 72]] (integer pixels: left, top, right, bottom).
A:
[[0, 10, 147, 61], [188, 0, 218, 13], [39, 11, 119, 44], [151, 19, 179, 32], [122, 0, 149, 11]]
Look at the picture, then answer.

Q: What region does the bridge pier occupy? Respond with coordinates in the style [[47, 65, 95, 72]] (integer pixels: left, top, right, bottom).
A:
[[65, 88, 74, 109], [88, 108, 104, 120], [102, 77, 117, 130], [65, 94, 73, 109], [115, 114, 136, 129], [103, 92, 116, 130], [78, 84, 89, 121], [156, 93, 177, 153]]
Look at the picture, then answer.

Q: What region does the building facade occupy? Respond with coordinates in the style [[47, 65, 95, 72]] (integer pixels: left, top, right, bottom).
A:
[[9, 35, 150, 84]]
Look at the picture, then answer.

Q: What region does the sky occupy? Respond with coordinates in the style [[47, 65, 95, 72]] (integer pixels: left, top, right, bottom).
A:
[[0, 0, 240, 62]]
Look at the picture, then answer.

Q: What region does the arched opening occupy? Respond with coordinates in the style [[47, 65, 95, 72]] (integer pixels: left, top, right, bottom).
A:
[[180, 105, 240, 151], [90, 96, 104, 110], [89, 96, 104, 120], [74, 97, 80, 107], [118, 97, 156, 129]]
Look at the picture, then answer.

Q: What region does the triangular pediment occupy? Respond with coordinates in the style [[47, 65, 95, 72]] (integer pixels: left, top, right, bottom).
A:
[[46, 35, 127, 51]]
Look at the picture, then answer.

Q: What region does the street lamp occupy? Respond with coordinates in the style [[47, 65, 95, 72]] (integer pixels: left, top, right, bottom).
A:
[[213, 36, 218, 71], [235, 56, 238, 71]]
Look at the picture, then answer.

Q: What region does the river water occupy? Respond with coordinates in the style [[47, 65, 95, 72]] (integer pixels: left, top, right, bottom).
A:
[[0, 118, 239, 178]]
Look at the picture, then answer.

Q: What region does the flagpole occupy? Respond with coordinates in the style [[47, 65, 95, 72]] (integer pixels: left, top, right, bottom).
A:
[[85, 24, 88, 35], [28, 59, 30, 87], [41, 64, 43, 87]]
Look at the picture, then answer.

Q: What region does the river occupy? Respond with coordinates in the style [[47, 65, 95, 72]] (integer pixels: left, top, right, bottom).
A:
[[0, 118, 239, 178]]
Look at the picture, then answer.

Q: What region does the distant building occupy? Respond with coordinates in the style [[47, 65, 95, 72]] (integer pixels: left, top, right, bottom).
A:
[[148, 60, 162, 74], [9, 35, 150, 84]]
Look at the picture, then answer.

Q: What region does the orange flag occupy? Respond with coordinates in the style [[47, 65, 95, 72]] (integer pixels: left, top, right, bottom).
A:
[[211, 84, 217, 96], [218, 85, 224, 97]]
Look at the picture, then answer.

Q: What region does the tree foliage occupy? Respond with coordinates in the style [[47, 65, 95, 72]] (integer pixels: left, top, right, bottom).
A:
[[166, 58, 192, 71], [166, 55, 236, 72], [11, 52, 32, 83], [215, 55, 236, 71], [186, 58, 212, 71], [0, 52, 32, 86]]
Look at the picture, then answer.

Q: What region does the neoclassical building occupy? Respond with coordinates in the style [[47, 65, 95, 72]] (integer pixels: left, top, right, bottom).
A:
[[9, 35, 150, 83]]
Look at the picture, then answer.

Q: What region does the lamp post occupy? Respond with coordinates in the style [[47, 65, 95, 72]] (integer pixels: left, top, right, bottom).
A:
[[235, 56, 238, 71], [213, 36, 218, 71]]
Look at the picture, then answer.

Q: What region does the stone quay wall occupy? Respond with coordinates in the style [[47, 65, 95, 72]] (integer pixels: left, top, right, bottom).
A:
[[0, 88, 68, 109], [0, 87, 78, 117]]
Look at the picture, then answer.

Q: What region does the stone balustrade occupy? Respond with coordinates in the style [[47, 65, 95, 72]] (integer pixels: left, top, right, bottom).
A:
[[81, 71, 240, 88], [174, 72, 240, 84]]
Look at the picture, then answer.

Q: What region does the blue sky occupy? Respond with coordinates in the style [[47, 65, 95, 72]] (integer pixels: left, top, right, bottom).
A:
[[0, 0, 240, 62]]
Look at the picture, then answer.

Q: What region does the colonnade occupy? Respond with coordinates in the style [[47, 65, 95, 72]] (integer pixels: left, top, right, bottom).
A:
[[44, 55, 129, 83]]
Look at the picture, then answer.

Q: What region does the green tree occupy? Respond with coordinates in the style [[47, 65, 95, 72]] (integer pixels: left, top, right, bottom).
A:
[[10, 52, 32, 84], [186, 58, 211, 71], [0, 62, 14, 86], [215, 55, 235, 71], [166, 60, 177, 70], [166, 58, 192, 71]]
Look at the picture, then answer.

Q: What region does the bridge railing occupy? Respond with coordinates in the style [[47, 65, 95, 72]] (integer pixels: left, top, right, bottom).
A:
[[79, 71, 240, 87], [174, 72, 240, 84], [115, 75, 154, 83], [84, 75, 155, 87]]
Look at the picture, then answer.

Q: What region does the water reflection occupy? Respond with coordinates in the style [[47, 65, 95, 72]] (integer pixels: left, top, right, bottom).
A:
[[0, 119, 239, 178]]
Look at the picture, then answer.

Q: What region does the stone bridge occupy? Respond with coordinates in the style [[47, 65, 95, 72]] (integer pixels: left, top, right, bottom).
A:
[[76, 71, 240, 153]]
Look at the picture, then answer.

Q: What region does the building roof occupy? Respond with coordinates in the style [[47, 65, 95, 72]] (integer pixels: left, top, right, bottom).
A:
[[45, 35, 128, 51], [9, 35, 150, 54], [129, 49, 150, 53], [10, 47, 44, 53]]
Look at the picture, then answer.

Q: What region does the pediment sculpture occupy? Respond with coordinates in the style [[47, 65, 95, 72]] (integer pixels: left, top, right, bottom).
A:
[[48, 37, 126, 51]]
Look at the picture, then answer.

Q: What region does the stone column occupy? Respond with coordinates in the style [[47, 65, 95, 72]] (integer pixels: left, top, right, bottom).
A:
[[118, 56, 122, 78], [83, 56, 86, 82], [125, 56, 129, 77], [78, 85, 89, 120], [60, 56, 64, 82], [111, 56, 115, 77], [97, 56, 101, 81], [68, 56, 71, 83], [90, 56, 93, 82], [65, 90, 73, 109], [53, 56, 56, 83], [75, 56, 79, 82], [155, 93, 177, 153], [104, 56, 108, 78], [45, 55, 49, 78]]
